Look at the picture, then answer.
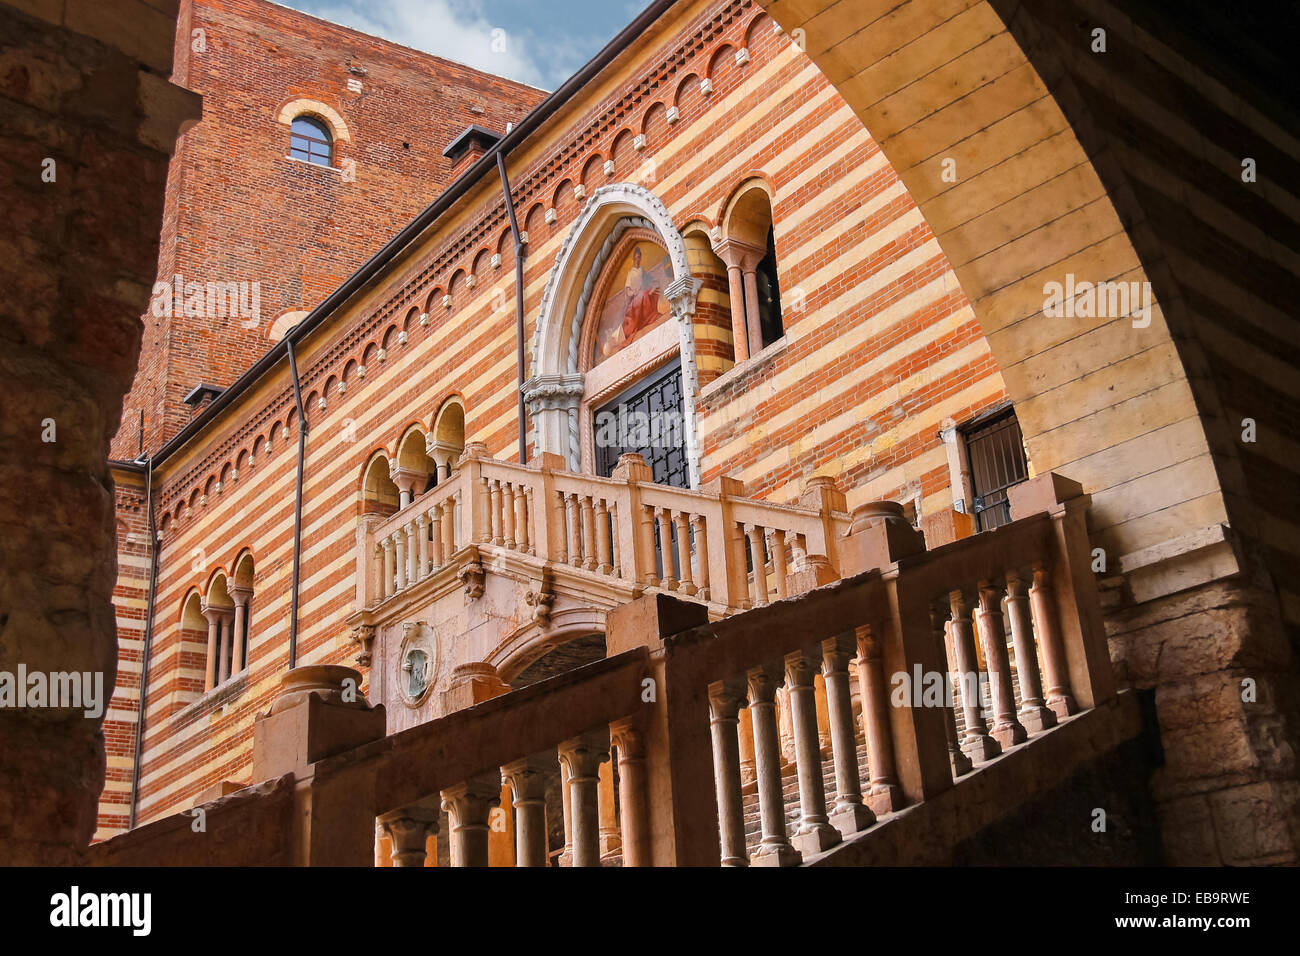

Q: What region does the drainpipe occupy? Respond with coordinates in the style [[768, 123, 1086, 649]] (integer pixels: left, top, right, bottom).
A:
[[128, 455, 159, 830], [286, 338, 309, 669], [496, 150, 528, 463]]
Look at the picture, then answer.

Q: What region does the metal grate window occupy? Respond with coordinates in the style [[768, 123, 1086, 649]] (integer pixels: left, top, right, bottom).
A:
[[963, 409, 1029, 531]]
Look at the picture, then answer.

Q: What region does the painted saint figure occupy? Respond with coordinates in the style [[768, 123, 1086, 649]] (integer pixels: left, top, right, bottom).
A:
[[596, 243, 671, 361]]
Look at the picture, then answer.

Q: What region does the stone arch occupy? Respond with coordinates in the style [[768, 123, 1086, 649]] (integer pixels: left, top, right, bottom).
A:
[[394, 425, 434, 504], [526, 183, 702, 484], [431, 396, 466, 479], [274, 98, 351, 142], [361, 451, 399, 516]]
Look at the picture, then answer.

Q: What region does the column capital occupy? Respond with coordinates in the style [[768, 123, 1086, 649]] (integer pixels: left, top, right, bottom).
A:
[[558, 731, 610, 781], [228, 584, 253, 606], [200, 602, 234, 624], [609, 717, 646, 760], [783, 647, 822, 688], [707, 677, 748, 723], [501, 753, 553, 803], [712, 236, 765, 272]]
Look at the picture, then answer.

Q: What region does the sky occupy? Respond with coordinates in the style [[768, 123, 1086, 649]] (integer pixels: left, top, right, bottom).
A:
[[281, 0, 653, 90]]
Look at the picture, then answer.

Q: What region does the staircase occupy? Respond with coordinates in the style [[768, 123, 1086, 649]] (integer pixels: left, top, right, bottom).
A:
[[742, 743, 870, 856]]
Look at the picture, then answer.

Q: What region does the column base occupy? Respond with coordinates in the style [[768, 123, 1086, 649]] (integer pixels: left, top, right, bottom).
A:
[[751, 840, 802, 867], [793, 821, 842, 855], [829, 801, 877, 836], [961, 731, 1002, 763], [1048, 694, 1078, 720], [991, 718, 1028, 749], [949, 748, 974, 777], [1019, 702, 1058, 734], [867, 783, 905, 816]]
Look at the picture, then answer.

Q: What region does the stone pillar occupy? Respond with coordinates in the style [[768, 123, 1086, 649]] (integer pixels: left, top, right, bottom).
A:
[[393, 531, 407, 591], [201, 605, 222, 691], [746, 665, 801, 866], [785, 648, 841, 854], [855, 628, 903, 814], [1006, 570, 1057, 733], [930, 607, 973, 778], [821, 634, 875, 835], [708, 679, 749, 866], [501, 755, 550, 868], [379, 807, 439, 867], [382, 537, 396, 598], [657, 508, 677, 588], [216, 607, 234, 685], [440, 771, 502, 867], [976, 580, 1027, 749], [949, 589, 1000, 762], [558, 731, 610, 867], [745, 523, 767, 606], [229, 585, 252, 676], [597, 752, 621, 857], [610, 719, 650, 867], [714, 237, 764, 363]]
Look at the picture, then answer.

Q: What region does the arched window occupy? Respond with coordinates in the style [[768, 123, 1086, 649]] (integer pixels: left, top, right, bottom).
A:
[[290, 116, 332, 166]]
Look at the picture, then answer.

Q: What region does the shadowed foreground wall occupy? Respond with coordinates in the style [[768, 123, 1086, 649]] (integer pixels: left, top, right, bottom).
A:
[[0, 0, 197, 863]]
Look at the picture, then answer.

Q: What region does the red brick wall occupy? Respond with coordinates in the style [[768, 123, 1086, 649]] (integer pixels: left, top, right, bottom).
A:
[[111, 0, 546, 459]]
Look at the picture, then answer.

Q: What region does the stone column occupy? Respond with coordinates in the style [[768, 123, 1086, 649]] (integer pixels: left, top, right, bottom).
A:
[[747, 665, 801, 866], [745, 523, 767, 606], [595, 499, 613, 574], [501, 755, 551, 868], [949, 589, 1000, 762], [440, 771, 502, 867], [378, 807, 439, 867], [708, 679, 749, 866], [785, 648, 841, 854], [714, 237, 764, 363], [657, 508, 677, 588], [201, 604, 222, 692], [976, 580, 1027, 749], [597, 754, 621, 857], [393, 531, 407, 591], [229, 585, 252, 675], [855, 628, 903, 814], [415, 515, 428, 580], [741, 266, 763, 354], [558, 731, 610, 867], [215, 607, 234, 685], [382, 537, 395, 598], [1006, 570, 1057, 733], [821, 634, 875, 835], [610, 718, 650, 867]]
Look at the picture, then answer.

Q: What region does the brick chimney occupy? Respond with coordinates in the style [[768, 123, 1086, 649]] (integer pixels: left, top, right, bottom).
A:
[[443, 124, 502, 181]]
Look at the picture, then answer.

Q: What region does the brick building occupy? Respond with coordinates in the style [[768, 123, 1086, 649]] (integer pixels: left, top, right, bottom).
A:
[[82, 0, 1299, 866]]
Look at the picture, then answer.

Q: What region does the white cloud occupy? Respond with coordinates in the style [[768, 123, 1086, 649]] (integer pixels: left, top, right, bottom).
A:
[[305, 0, 555, 88]]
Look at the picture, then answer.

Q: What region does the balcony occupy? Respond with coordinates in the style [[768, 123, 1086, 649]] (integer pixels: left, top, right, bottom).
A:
[[93, 471, 1146, 867]]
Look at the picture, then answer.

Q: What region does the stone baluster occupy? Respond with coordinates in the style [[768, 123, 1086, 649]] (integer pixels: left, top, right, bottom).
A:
[[229, 585, 252, 675], [565, 493, 582, 567], [514, 484, 529, 553], [443, 493, 457, 556], [415, 515, 429, 580], [770, 529, 789, 599], [691, 515, 711, 599], [976, 579, 1027, 749], [785, 648, 841, 854], [382, 537, 395, 598], [821, 634, 876, 834], [372, 542, 384, 602], [554, 490, 569, 564], [948, 589, 1000, 762], [746, 665, 801, 866], [378, 807, 439, 867], [930, 607, 973, 778], [708, 679, 749, 866], [656, 508, 677, 589], [490, 480, 504, 545], [429, 505, 444, 569], [440, 771, 502, 867], [524, 486, 537, 555], [407, 520, 420, 584], [581, 496, 598, 570], [610, 719, 649, 866], [855, 627, 903, 813], [557, 731, 610, 867], [745, 524, 767, 607], [1006, 569, 1057, 732], [610, 501, 622, 576], [502, 482, 517, 549], [595, 498, 613, 574], [1029, 562, 1078, 718], [638, 504, 659, 586], [674, 511, 695, 595], [393, 531, 407, 591], [557, 756, 572, 866], [501, 755, 551, 868]]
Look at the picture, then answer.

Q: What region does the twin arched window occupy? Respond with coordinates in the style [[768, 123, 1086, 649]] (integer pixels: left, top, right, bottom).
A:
[[290, 116, 332, 166]]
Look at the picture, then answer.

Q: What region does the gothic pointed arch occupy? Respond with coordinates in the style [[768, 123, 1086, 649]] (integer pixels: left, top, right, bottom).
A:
[[526, 183, 703, 485]]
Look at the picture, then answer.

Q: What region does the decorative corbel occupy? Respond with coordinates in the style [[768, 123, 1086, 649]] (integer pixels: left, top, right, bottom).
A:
[[349, 623, 376, 668]]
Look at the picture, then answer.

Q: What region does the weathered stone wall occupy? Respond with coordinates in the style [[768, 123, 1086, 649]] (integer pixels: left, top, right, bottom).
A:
[[0, 0, 197, 863]]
